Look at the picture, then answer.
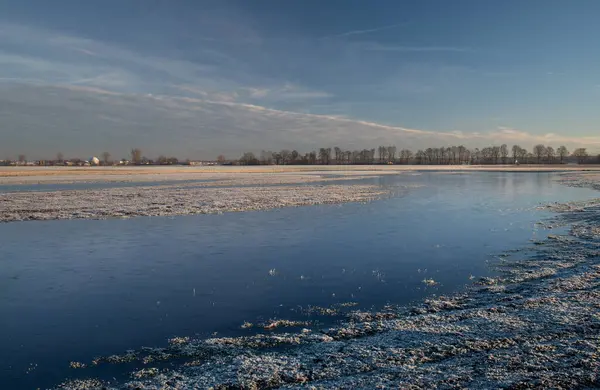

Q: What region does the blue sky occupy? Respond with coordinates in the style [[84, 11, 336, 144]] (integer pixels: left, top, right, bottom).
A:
[[1, 0, 600, 159]]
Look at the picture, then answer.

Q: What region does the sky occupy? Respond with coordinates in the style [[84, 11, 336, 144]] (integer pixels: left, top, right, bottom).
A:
[[1, 0, 600, 160]]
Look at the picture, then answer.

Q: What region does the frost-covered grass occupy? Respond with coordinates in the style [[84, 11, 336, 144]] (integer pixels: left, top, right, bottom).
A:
[[0, 183, 388, 222]]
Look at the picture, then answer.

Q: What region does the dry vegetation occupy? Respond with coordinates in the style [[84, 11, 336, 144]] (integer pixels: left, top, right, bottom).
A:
[[2, 165, 600, 184]]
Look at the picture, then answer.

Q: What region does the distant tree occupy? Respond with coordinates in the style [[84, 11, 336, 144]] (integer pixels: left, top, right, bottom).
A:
[[18, 154, 26, 163], [526, 152, 534, 164], [491, 146, 501, 164], [319, 148, 331, 165], [290, 150, 299, 164], [377, 146, 387, 163], [533, 144, 546, 164], [557, 146, 569, 164], [512, 145, 520, 164], [239, 152, 259, 165], [545, 146, 555, 164], [387, 146, 397, 163], [217, 155, 226, 164], [280, 149, 292, 165], [451, 147, 459, 164], [573, 148, 588, 164], [500, 144, 508, 164], [425, 148, 434, 164], [56, 152, 64, 163], [440, 147, 448, 164], [400, 149, 413, 164], [473, 148, 481, 165], [102, 152, 111, 166], [334, 147, 342, 164], [416, 150, 425, 164], [130, 148, 142, 165], [518, 147, 528, 163]]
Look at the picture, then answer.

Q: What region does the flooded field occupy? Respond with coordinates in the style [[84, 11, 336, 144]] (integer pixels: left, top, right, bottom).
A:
[[1, 172, 599, 389]]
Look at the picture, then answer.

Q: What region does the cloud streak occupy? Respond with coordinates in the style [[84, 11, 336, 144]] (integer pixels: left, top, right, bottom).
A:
[[320, 23, 405, 39], [362, 43, 474, 53], [1, 84, 597, 160]]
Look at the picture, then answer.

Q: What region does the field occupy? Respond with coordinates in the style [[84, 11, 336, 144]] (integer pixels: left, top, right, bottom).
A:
[[2, 164, 600, 185]]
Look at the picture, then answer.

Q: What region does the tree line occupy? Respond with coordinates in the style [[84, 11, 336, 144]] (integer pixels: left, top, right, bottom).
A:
[[238, 144, 595, 165], [2, 144, 595, 166]]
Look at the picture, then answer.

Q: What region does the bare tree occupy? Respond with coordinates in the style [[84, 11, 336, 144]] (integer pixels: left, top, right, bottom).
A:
[[438, 147, 446, 164], [387, 146, 397, 163], [377, 146, 386, 163], [557, 146, 568, 164], [333, 147, 342, 164], [449, 146, 458, 164], [217, 155, 226, 164], [290, 150, 299, 164], [472, 148, 481, 165], [239, 152, 259, 165], [518, 147, 528, 163], [533, 144, 546, 164], [500, 144, 508, 164], [416, 150, 425, 164], [130, 148, 142, 165], [56, 152, 64, 163], [280, 149, 292, 165], [545, 146, 555, 164], [400, 149, 413, 164], [512, 145, 520, 164], [573, 148, 588, 164], [319, 148, 331, 165], [425, 148, 434, 164], [491, 146, 501, 164], [18, 154, 26, 164], [102, 152, 111, 166]]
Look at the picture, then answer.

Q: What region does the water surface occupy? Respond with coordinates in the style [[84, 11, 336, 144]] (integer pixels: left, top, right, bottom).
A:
[[0, 172, 597, 389]]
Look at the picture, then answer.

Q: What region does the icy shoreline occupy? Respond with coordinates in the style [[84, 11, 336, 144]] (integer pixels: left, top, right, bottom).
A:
[[53, 173, 600, 389], [0, 183, 389, 223]]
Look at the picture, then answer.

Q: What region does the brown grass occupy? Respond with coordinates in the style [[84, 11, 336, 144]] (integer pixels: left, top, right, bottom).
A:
[[2, 165, 600, 185]]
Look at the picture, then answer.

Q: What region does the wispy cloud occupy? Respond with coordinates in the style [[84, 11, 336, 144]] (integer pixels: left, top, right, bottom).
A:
[[2, 84, 597, 160], [176, 83, 333, 103], [320, 23, 405, 40], [0, 22, 223, 93], [249, 83, 334, 101], [362, 43, 474, 53], [70, 47, 100, 57]]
